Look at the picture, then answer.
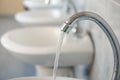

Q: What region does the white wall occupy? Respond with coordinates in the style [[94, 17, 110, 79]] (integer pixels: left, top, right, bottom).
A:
[[0, 0, 24, 15]]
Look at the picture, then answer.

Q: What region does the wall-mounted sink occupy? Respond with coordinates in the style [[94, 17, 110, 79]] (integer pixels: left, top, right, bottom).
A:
[[1, 26, 93, 67], [23, 0, 62, 10], [24, 0, 48, 9], [15, 10, 72, 25], [10, 76, 84, 80]]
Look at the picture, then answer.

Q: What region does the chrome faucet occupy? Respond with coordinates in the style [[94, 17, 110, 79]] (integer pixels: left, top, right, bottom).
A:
[[46, 0, 82, 37], [65, 0, 82, 37], [61, 12, 120, 80]]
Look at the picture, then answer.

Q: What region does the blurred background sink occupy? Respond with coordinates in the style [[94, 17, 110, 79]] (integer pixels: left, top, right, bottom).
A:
[[1, 26, 93, 66], [0, 0, 94, 79], [10, 76, 84, 80], [15, 9, 73, 25], [23, 0, 63, 10]]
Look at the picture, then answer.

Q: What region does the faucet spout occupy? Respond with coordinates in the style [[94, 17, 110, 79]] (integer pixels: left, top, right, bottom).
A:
[[61, 12, 120, 80], [64, 0, 82, 37]]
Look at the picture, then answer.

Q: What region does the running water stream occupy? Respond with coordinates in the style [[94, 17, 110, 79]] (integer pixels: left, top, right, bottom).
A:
[[52, 31, 66, 80]]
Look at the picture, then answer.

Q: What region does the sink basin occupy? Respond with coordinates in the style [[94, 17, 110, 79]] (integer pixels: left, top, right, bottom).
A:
[[10, 76, 84, 80], [1, 26, 93, 67], [15, 10, 72, 25], [23, 0, 62, 10], [24, 0, 48, 9]]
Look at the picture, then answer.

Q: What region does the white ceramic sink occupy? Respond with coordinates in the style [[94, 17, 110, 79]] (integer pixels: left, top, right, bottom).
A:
[[23, 0, 62, 10], [1, 26, 93, 67], [15, 10, 72, 25], [10, 76, 84, 80], [24, 0, 48, 9]]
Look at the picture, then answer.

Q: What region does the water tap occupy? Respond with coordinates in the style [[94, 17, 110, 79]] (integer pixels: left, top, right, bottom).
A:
[[64, 0, 85, 37], [61, 11, 120, 80]]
